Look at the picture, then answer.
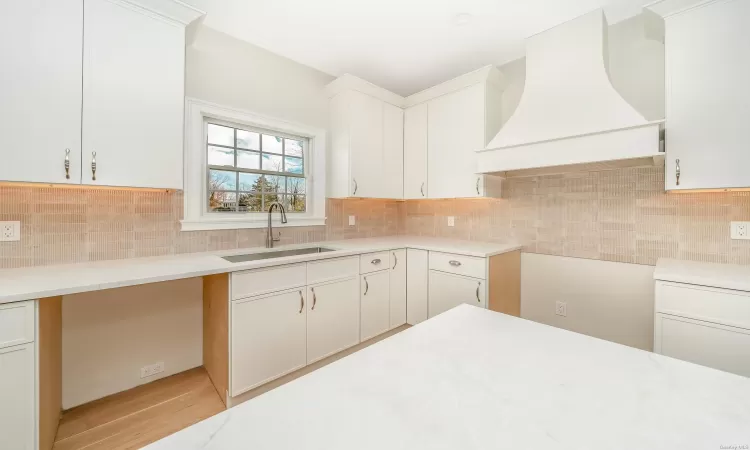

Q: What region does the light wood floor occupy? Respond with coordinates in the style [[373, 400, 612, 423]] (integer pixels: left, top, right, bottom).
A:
[[52, 367, 224, 450]]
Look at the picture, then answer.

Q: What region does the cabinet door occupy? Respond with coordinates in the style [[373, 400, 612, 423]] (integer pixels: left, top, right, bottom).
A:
[[82, 0, 185, 189], [427, 84, 486, 198], [406, 249, 429, 325], [0, 0, 82, 184], [231, 289, 307, 396], [428, 271, 485, 318], [389, 249, 407, 329], [665, 0, 750, 190], [404, 103, 428, 199], [382, 103, 404, 199], [349, 91, 383, 198], [361, 270, 390, 341], [0, 343, 35, 450], [307, 277, 360, 364]]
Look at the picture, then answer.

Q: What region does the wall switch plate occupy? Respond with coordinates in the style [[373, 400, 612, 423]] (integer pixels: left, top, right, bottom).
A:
[[140, 361, 165, 379], [447, 216, 455, 227], [348, 215, 356, 226], [555, 301, 567, 317], [0, 221, 20, 242], [731, 221, 750, 240]]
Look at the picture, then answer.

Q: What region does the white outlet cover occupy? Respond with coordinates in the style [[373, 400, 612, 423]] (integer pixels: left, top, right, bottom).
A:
[[0, 221, 20, 242], [731, 221, 750, 240], [555, 301, 567, 317], [447, 216, 455, 227], [348, 215, 356, 226]]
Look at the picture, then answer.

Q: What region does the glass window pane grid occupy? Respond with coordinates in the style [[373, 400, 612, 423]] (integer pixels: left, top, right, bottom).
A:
[[207, 122, 306, 213]]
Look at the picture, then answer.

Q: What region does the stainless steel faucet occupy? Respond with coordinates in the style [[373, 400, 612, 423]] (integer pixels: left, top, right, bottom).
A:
[[266, 201, 288, 248]]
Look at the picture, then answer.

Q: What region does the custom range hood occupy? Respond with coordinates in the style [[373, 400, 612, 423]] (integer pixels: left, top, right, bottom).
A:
[[477, 10, 664, 177]]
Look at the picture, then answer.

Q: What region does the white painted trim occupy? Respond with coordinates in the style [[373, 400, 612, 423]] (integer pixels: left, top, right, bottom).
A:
[[645, 0, 720, 17], [404, 65, 506, 108], [119, 0, 205, 26], [324, 74, 405, 107], [182, 98, 327, 232]]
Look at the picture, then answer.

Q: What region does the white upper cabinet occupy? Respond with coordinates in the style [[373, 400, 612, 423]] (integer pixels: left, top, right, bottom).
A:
[[83, 0, 194, 189], [0, 0, 83, 184], [327, 76, 404, 199], [664, 0, 750, 190], [403, 103, 428, 199]]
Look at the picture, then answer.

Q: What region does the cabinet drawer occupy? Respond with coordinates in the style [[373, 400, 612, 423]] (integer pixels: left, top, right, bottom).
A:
[[0, 301, 35, 349], [656, 282, 750, 330], [232, 263, 306, 300], [307, 256, 359, 285], [360, 252, 390, 274], [429, 251, 486, 279]]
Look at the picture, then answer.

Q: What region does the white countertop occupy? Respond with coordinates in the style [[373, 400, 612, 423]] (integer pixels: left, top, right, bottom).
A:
[[0, 236, 520, 304], [145, 305, 750, 450], [655, 258, 750, 292]]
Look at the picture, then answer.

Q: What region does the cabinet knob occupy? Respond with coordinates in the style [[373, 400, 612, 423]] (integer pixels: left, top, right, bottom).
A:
[[91, 151, 97, 181], [64, 149, 70, 179], [675, 159, 680, 186], [371, 258, 381, 265]]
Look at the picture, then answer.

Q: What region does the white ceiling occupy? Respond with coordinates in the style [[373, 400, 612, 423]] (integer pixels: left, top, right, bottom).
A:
[[183, 0, 655, 96]]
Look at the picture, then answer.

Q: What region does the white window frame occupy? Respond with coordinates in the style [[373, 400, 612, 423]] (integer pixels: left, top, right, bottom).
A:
[[181, 97, 326, 231]]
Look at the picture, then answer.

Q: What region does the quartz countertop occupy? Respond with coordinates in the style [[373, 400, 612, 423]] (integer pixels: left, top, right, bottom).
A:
[[655, 258, 750, 292], [144, 305, 750, 450], [0, 236, 520, 304]]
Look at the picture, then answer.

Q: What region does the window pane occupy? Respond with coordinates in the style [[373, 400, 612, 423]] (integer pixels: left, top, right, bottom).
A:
[[261, 153, 283, 171], [284, 156, 303, 174], [287, 177, 306, 195], [237, 129, 260, 150], [263, 194, 281, 208], [207, 146, 234, 167], [209, 169, 237, 191], [238, 192, 262, 212], [237, 150, 260, 170], [287, 194, 306, 212], [238, 172, 261, 191], [265, 175, 286, 193], [262, 135, 283, 154], [285, 139, 303, 157], [207, 124, 234, 147], [208, 191, 237, 212]]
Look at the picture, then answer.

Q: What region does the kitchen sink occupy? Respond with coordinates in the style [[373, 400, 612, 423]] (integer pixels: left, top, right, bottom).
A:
[[221, 247, 337, 263]]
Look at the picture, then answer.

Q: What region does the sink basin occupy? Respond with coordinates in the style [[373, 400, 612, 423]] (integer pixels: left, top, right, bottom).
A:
[[221, 247, 337, 263]]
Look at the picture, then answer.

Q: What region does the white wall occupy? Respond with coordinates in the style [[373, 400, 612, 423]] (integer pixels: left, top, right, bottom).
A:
[[62, 278, 203, 408], [186, 24, 334, 130], [521, 253, 656, 351]]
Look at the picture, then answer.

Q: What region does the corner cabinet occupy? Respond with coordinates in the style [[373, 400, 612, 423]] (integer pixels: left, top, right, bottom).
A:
[[327, 77, 404, 199], [0, 0, 204, 189], [664, 0, 750, 190]]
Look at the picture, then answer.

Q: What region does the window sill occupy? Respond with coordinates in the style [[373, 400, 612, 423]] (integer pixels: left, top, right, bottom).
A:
[[180, 216, 326, 232]]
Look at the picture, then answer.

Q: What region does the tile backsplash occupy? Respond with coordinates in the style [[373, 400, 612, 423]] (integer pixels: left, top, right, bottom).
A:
[[0, 187, 403, 269], [2, 166, 749, 269], [405, 166, 750, 265]]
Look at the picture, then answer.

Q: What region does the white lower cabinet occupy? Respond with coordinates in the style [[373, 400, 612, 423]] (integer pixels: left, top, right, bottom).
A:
[[428, 271, 486, 318], [389, 249, 407, 329], [360, 271, 390, 341], [0, 343, 35, 450], [307, 277, 360, 364], [406, 249, 429, 325], [230, 288, 307, 396]]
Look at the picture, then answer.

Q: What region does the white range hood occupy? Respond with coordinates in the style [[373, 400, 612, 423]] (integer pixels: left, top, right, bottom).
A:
[[477, 10, 663, 177]]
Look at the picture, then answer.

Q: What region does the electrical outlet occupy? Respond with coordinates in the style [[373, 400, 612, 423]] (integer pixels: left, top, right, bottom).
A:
[[0, 221, 20, 242], [348, 215, 356, 226], [555, 301, 567, 317], [140, 361, 165, 379], [731, 221, 750, 240], [447, 216, 455, 227]]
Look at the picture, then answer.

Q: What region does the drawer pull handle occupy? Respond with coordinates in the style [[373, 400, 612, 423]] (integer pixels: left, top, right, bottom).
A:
[[311, 287, 317, 310], [449, 260, 462, 267], [371, 258, 381, 265], [364, 276, 369, 296], [298, 290, 304, 314], [476, 282, 481, 303]]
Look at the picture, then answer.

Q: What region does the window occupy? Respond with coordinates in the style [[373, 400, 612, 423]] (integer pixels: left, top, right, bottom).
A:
[[182, 98, 326, 231], [206, 123, 307, 213]]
